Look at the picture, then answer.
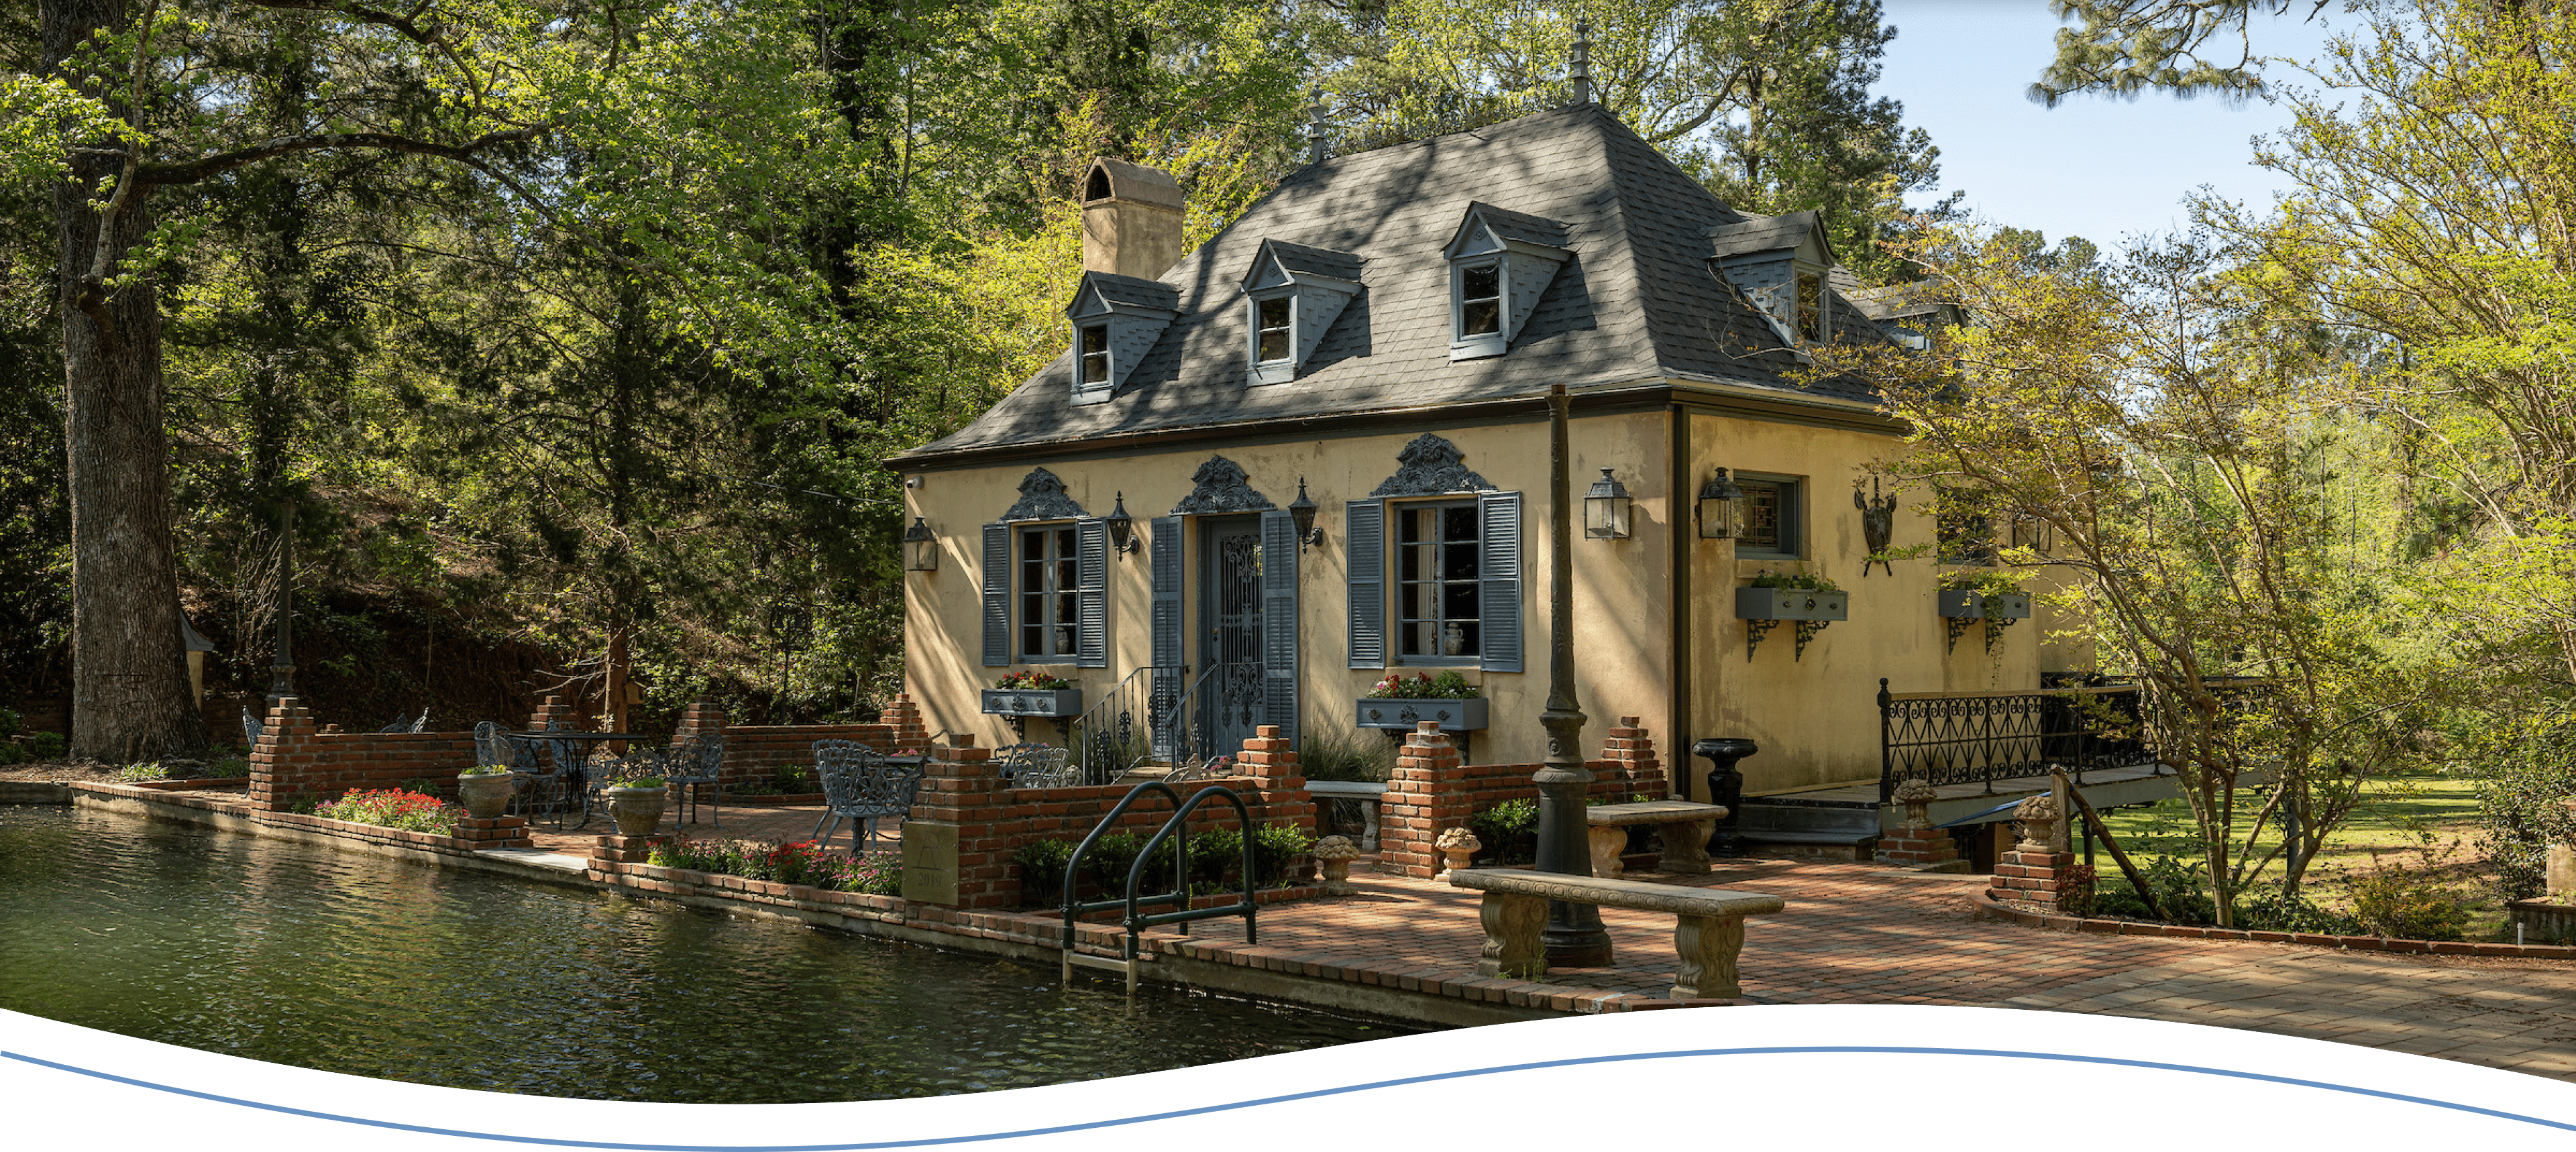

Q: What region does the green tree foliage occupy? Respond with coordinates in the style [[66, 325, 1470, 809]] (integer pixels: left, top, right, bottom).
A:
[[2029, 0, 2339, 106]]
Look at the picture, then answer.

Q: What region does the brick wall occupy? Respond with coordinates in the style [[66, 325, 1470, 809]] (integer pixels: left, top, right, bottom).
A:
[[247, 697, 480, 810], [665, 694, 934, 786], [902, 725, 1313, 910], [1374, 717, 1672, 879]]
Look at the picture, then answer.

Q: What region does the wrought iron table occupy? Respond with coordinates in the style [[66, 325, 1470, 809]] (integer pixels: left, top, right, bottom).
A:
[[510, 730, 663, 831]]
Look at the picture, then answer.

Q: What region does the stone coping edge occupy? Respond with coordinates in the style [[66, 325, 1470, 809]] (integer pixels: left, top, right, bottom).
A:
[[1971, 890, 2576, 960], [69, 781, 517, 856]]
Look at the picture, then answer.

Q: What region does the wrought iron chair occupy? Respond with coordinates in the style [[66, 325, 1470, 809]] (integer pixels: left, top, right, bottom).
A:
[[1002, 746, 1077, 789], [812, 739, 925, 854], [661, 732, 727, 827], [478, 722, 562, 825], [378, 708, 429, 734], [241, 707, 264, 749]]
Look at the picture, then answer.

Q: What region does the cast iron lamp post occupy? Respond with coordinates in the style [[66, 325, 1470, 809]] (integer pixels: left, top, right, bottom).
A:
[[1534, 383, 1613, 966]]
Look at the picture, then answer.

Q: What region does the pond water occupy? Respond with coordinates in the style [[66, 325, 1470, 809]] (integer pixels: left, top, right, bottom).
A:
[[0, 806, 1405, 1102]]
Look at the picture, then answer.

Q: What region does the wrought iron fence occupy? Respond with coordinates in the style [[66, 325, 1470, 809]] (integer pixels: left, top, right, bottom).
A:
[[1162, 662, 1261, 778], [1876, 679, 2158, 803], [1070, 665, 1179, 786]]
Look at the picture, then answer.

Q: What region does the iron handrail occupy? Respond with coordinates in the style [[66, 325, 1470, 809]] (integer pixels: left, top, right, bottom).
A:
[[1159, 661, 1257, 772], [1070, 664, 1178, 785], [1122, 785, 1258, 949], [1061, 781, 1184, 956]]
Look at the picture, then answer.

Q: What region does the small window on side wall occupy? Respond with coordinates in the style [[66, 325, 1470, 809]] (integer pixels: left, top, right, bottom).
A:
[[1079, 325, 1110, 388], [1256, 298, 1292, 363], [1735, 476, 1802, 559]]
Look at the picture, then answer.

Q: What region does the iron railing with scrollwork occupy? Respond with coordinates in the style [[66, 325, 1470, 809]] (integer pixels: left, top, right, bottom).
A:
[[1163, 662, 1260, 778], [1876, 679, 2157, 803], [1070, 665, 1181, 786]]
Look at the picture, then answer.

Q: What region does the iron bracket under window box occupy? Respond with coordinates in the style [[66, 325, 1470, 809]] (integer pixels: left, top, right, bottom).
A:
[[1356, 697, 1489, 732], [981, 689, 1084, 718], [1737, 587, 1849, 663]]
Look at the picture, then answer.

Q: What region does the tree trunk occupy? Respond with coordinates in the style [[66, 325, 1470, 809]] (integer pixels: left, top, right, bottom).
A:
[[49, 0, 207, 762]]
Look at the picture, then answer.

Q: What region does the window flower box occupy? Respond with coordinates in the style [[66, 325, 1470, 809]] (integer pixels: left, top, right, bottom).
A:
[[1355, 697, 1490, 732], [1938, 591, 2030, 620], [1736, 586, 1849, 622], [981, 689, 1083, 718]]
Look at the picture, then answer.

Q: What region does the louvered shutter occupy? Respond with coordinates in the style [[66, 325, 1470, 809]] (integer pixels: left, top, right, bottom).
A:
[[1260, 510, 1301, 744], [1345, 499, 1385, 669], [1148, 516, 1183, 758], [1074, 517, 1108, 669], [980, 523, 1010, 667], [1479, 492, 1523, 673]]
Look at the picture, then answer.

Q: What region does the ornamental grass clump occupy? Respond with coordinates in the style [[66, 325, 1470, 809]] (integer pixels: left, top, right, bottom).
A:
[[314, 788, 458, 836]]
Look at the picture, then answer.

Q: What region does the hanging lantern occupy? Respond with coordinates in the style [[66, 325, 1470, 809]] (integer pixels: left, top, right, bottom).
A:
[[1104, 492, 1140, 558], [1584, 467, 1633, 540], [1287, 477, 1325, 552], [1697, 468, 1748, 539]]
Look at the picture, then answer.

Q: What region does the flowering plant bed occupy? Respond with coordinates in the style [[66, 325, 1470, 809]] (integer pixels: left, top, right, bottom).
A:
[[647, 837, 901, 895], [313, 789, 458, 836]]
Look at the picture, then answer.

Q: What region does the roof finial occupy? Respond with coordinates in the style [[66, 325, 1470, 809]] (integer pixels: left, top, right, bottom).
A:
[[1306, 86, 1328, 165], [1570, 18, 1593, 106]]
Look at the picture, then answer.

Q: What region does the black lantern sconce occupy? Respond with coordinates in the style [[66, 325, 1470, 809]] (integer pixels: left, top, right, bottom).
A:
[[902, 516, 939, 572], [1583, 467, 1632, 540], [1104, 492, 1142, 559], [1288, 477, 1326, 553], [1696, 468, 1748, 539]]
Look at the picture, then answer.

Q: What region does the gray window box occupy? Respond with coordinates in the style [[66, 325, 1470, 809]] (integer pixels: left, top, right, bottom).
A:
[[1736, 586, 1849, 622], [1938, 591, 2030, 620], [981, 689, 1083, 718], [1356, 697, 1489, 732]]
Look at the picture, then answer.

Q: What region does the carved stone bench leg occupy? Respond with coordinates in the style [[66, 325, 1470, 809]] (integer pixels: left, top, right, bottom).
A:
[[1477, 892, 1548, 980], [1658, 819, 1715, 874], [1585, 825, 1628, 877], [1670, 913, 1746, 998]]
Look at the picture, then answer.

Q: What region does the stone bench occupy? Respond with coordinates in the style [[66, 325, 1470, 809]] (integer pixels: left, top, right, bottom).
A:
[[1585, 800, 1727, 875], [1446, 868, 1783, 998]]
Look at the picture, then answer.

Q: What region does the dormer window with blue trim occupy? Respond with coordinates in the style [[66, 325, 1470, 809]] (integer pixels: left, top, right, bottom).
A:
[[1240, 239, 1361, 387], [1065, 272, 1180, 405], [1709, 210, 1839, 354], [1442, 203, 1571, 361]]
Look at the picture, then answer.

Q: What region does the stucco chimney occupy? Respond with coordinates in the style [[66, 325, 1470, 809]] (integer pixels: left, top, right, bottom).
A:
[[1080, 158, 1187, 280]]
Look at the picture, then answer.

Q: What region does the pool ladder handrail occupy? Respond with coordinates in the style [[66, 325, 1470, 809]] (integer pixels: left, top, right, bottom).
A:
[[1059, 781, 1260, 994]]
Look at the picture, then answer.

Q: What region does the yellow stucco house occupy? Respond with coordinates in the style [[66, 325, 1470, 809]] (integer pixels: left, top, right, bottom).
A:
[[890, 102, 2087, 850]]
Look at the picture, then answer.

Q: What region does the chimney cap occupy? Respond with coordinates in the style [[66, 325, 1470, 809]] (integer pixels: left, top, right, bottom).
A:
[[1082, 158, 1185, 211]]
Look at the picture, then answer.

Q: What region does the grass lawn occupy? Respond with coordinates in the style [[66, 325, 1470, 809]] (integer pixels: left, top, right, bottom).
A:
[[2082, 769, 2508, 939]]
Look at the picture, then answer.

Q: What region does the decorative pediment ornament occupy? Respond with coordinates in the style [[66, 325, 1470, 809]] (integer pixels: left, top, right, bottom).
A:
[[1368, 434, 1498, 498], [1002, 467, 1086, 522], [1171, 456, 1276, 515]]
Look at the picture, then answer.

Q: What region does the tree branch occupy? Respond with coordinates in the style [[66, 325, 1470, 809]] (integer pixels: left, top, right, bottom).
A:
[[136, 125, 545, 186]]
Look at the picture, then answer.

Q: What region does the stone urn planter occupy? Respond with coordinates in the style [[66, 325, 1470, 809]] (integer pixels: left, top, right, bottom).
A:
[[606, 781, 668, 836], [456, 769, 516, 819]]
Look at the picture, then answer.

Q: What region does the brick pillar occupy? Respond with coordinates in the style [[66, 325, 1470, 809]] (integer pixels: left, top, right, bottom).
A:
[[882, 693, 930, 752], [1599, 715, 1666, 797], [1986, 793, 2071, 905], [527, 694, 579, 732], [1878, 778, 1963, 869], [904, 734, 996, 906], [672, 699, 727, 744], [455, 815, 534, 850], [1237, 725, 1312, 833], [248, 697, 323, 812], [1379, 722, 1466, 878]]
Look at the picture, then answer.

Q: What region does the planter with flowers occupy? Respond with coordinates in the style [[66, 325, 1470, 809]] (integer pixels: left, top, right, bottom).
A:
[[456, 764, 516, 819], [1355, 670, 1489, 732], [981, 671, 1082, 719]]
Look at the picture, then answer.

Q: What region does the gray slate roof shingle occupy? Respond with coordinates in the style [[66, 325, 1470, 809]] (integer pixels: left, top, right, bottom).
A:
[[1255, 239, 1366, 283], [899, 103, 1888, 466]]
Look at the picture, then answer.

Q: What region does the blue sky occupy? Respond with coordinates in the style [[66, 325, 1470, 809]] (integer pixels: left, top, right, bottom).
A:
[[1875, 1, 2349, 249]]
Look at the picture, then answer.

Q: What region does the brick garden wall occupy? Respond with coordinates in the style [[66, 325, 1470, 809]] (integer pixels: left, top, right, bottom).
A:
[[1375, 717, 1672, 879], [904, 726, 1311, 910], [247, 697, 481, 810]]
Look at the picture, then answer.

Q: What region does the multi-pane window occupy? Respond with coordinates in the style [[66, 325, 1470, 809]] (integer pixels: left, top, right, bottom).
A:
[[1256, 297, 1292, 363], [1019, 526, 1079, 658], [1397, 503, 1481, 660], [1737, 478, 1801, 558], [1079, 325, 1110, 387], [1795, 271, 1825, 343], [1457, 264, 1502, 338]]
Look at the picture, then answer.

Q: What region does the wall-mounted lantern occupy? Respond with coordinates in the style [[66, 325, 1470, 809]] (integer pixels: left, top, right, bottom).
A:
[[1696, 468, 1748, 539], [1583, 467, 1632, 540], [1105, 492, 1142, 559], [1289, 477, 1326, 552], [902, 516, 939, 571]]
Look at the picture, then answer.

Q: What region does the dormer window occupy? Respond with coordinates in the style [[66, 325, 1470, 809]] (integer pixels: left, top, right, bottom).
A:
[[1442, 203, 1571, 361], [1709, 210, 1841, 353], [1064, 272, 1179, 405], [1240, 239, 1362, 387], [1079, 325, 1111, 387]]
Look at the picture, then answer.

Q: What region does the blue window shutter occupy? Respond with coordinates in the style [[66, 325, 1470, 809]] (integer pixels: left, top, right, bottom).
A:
[[1260, 510, 1301, 745], [1075, 517, 1108, 669], [1346, 499, 1385, 669], [1479, 492, 1523, 673], [980, 523, 1010, 667], [1149, 516, 1183, 757]]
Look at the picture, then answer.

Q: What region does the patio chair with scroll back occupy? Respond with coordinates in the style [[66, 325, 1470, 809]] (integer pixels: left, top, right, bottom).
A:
[[476, 721, 563, 824], [661, 732, 727, 827], [811, 740, 925, 854]]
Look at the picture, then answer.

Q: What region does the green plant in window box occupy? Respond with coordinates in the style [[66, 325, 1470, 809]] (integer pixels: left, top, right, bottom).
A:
[[1737, 569, 1849, 661], [1358, 671, 1490, 732]]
